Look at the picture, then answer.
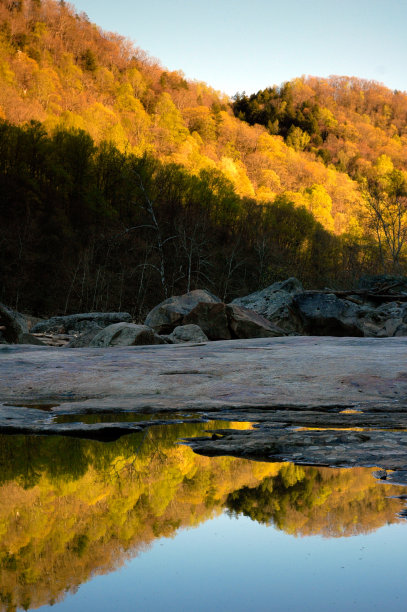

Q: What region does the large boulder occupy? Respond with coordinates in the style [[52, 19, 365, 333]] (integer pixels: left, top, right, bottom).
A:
[[145, 290, 221, 334], [0, 303, 28, 343], [226, 304, 286, 339], [88, 323, 165, 347], [0, 303, 43, 345], [168, 324, 208, 344], [183, 302, 231, 340], [182, 303, 286, 340], [292, 293, 369, 336], [231, 278, 303, 334], [31, 312, 132, 334]]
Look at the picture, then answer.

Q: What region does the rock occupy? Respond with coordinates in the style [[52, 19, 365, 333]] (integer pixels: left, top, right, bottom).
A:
[[19, 333, 46, 346], [360, 301, 407, 337], [0, 302, 32, 344], [226, 304, 286, 338], [2, 337, 407, 481], [144, 289, 221, 334], [65, 326, 103, 348], [292, 292, 367, 336], [31, 312, 132, 334], [183, 302, 231, 340], [32, 333, 74, 347], [88, 323, 165, 347], [168, 325, 208, 344], [231, 277, 303, 334]]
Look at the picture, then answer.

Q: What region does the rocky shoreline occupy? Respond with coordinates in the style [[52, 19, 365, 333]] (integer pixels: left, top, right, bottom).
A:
[[1, 335, 407, 484], [1, 275, 407, 486], [2, 275, 407, 348]]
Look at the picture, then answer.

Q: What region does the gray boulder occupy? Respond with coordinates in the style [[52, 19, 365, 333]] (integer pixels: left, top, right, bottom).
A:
[[0, 302, 28, 343], [292, 293, 368, 336], [226, 304, 286, 339], [231, 278, 303, 334], [0, 303, 42, 344], [31, 312, 132, 334], [145, 289, 221, 334], [89, 323, 165, 347], [168, 324, 208, 344], [181, 302, 286, 340]]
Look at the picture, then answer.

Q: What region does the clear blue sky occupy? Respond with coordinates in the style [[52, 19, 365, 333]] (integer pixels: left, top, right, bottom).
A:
[[74, 0, 407, 96]]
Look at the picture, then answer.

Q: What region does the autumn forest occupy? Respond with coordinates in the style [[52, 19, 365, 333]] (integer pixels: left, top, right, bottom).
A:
[[1, 0, 407, 317]]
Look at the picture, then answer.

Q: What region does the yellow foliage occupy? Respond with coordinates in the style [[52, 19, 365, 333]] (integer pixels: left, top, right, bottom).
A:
[[220, 156, 255, 197], [0, 59, 15, 84]]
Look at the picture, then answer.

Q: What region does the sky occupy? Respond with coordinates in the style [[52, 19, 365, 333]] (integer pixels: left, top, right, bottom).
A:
[[73, 0, 407, 97]]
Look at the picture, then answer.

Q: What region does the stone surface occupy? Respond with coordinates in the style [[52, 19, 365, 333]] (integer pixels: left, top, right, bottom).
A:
[[168, 324, 208, 344], [1, 337, 407, 481], [231, 277, 303, 334], [88, 323, 165, 347], [226, 304, 286, 338], [144, 289, 221, 334], [183, 302, 231, 340], [32, 312, 132, 334], [1, 336, 406, 410]]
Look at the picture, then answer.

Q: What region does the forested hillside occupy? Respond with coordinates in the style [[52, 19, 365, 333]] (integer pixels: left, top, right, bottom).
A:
[[0, 0, 406, 316]]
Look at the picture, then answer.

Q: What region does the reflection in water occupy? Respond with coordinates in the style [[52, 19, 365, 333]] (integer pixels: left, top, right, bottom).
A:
[[0, 422, 406, 611]]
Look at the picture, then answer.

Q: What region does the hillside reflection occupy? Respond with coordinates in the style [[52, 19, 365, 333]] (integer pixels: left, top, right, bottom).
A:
[[0, 422, 406, 611]]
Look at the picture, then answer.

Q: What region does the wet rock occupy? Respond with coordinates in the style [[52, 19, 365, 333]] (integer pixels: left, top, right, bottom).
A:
[[183, 302, 231, 340], [231, 277, 303, 334], [89, 323, 165, 347], [168, 324, 208, 344], [145, 290, 221, 334], [32, 312, 132, 334], [186, 426, 407, 476], [1, 336, 407, 479], [226, 304, 286, 338]]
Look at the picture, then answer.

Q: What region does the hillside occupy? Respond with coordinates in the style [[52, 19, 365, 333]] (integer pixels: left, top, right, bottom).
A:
[[0, 0, 406, 316]]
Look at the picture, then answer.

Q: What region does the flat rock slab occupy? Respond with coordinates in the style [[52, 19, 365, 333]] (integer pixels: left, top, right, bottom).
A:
[[1, 336, 407, 408], [1, 337, 407, 481]]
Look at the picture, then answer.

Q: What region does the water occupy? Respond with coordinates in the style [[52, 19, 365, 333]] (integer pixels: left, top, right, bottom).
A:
[[0, 423, 406, 612]]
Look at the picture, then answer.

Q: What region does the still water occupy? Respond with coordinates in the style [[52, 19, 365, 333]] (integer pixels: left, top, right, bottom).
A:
[[0, 421, 406, 612]]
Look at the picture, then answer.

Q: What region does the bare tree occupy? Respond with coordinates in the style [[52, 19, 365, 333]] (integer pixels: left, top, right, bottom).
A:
[[364, 169, 407, 271]]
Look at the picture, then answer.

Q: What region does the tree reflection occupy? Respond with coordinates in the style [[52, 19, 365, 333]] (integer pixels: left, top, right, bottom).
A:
[[0, 426, 405, 611]]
